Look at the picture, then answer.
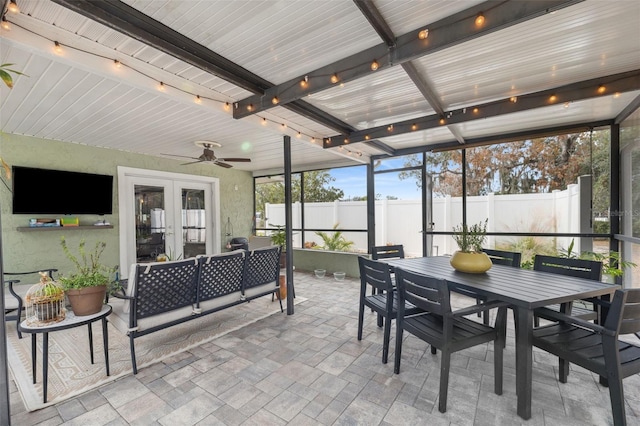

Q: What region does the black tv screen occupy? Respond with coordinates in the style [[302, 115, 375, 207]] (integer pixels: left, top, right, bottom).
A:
[[12, 166, 113, 215]]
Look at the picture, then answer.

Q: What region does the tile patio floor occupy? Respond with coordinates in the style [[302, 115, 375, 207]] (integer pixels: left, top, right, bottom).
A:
[[8, 270, 640, 425]]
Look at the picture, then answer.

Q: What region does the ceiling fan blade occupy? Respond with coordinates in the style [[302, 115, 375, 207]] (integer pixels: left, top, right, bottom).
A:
[[215, 161, 233, 168], [217, 158, 251, 162], [180, 160, 206, 165], [161, 153, 201, 161]]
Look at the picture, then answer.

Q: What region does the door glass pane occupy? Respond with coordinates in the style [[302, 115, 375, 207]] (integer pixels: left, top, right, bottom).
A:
[[182, 188, 206, 258], [135, 185, 165, 262]]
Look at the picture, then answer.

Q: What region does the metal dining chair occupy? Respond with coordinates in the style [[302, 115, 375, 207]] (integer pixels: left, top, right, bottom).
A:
[[533, 288, 640, 426], [393, 267, 508, 413], [533, 255, 603, 325], [357, 256, 422, 364]]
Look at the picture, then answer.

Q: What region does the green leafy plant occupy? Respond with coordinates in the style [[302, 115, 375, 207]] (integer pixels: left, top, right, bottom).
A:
[[582, 250, 637, 278], [268, 223, 286, 249], [0, 63, 27, 89], [452, 219, 488, 253], [58, 237, 116, 290], [315, 223, 354, 252]]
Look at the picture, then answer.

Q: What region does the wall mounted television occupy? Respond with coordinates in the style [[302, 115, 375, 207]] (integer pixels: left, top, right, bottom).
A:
[[12, 166, 114, 215]]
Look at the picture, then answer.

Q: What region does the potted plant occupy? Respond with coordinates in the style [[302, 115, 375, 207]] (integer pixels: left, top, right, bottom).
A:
[[59, 237, 116, 316], [450, 219, 492, 273], [25, 272, 66, 325], [269, 224, 287, 299], [583, 250, 637, 284]]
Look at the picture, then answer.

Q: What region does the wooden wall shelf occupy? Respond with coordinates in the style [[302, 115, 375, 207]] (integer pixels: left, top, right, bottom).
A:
[[16, 225, 114, 232]]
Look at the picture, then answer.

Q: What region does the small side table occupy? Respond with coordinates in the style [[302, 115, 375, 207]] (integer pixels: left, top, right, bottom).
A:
[[18, 305, 112, 403]]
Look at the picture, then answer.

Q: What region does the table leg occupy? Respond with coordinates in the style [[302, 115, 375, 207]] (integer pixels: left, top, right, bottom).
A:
[[43, 332, 48, 403], [30, 334, 36, 384], [515, 307, 533, 420], [88, 323, 94, 364], [102, 318, 110, 376]]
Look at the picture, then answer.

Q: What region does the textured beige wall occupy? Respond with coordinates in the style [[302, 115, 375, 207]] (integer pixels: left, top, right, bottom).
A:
[[0, 132, 254, 279]]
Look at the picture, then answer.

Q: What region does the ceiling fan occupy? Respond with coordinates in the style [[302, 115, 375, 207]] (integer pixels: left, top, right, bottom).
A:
[[162, 141, 251, 168]]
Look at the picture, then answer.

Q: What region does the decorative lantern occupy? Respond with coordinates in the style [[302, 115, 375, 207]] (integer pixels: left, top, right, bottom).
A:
[[25, 272, 66, 326]]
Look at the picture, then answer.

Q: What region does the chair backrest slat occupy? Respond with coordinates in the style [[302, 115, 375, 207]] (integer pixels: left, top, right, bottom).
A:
[[358, 257, 394, 295], [482, 249, 521, 268], [396, 268, 448, 316], [533, 255, 602, 281], [619, 289, 640, 335], [371, 245, 405, 260]]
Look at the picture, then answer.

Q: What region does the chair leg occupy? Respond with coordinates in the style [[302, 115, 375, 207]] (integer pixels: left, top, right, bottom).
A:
[[495, 307, 506, 395], [377, 313, 383, 328], [382, 316, 391, 364], [431, 345, 437, 355], [357, 301, 365, 341], [606, 372, 625, 426], [438, 350, 451, 413], [394, 325, 404, 374]]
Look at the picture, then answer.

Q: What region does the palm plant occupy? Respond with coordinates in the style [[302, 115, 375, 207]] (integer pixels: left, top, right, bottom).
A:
[[315, 223, 354, 252]]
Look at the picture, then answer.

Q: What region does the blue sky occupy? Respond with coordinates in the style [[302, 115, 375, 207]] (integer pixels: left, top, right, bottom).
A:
[[329, 165, 422, 200]]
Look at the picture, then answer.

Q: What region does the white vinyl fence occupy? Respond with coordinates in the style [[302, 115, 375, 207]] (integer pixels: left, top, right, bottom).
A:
[[265, 181, 588, 258]]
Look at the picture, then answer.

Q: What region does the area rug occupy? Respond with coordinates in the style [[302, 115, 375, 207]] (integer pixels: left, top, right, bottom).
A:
[[6, 296, 305, 412]]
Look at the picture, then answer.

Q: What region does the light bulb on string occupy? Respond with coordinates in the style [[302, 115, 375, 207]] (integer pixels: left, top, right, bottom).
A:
[[157, 81, 166, 92], [113, 59, 122, 68], [54, 41, 63, 54], [8, 1, 19, 13], [370, 60, 379, 71], [272, 96, 279, 105], [475, 12, 485, 26], [194, 95, 202, 104], [418, 29, 429, 40], [224, 102, 231, 111], [1, 16, 10, 31], [330, 74, 339, 84]]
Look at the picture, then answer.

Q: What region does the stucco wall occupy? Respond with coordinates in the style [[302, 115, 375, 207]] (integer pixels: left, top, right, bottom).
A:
[[0, 132, 254, 279]]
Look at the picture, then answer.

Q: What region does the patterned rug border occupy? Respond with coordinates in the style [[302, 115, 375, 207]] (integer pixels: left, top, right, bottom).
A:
[[8, 297, 306, 412]]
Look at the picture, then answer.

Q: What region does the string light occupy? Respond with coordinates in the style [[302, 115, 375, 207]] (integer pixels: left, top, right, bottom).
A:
[[614, 92, 621, 98], [370, 60, 379, 71], [224, 102, 231, 111], [597, 85, 606, 94], [564, 102, 570, 108], [549, 94, 557, 102], [364, 135, 370, 140], [54, 41, 63, 54], [387, 124, 393, 131], [418, 29, 429, 40], [1, 16, 10, 31], [344, 138, 349, 144], [510, 96, 517, 103], [247, 103, 253, 111], [473, 107, 479, 113], [194, 95, 202, 104], [300, 76, 309, 88], [271, 96, 279, 105], [113, 59, 121, 68], [411, 123, 417, 131], [281, 123, 287, 130], [475, 12, 485, 26], [439, 117, 445, 125], [157, 81, 166, 91], [8, 1, 19, 14], [330, 73, 339, 84], [261, 117, 267, 125], [296, 132, 302, 138]]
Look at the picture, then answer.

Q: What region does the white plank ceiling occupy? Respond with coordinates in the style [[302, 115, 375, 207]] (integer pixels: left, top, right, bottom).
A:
[[1, 0, 639, 175]]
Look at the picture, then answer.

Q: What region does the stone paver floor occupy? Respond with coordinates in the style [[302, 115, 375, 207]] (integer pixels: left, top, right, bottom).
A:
[[9, 270, 640, 425]]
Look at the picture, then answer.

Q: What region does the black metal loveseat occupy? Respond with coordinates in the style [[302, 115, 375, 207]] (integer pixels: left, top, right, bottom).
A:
[[109, 246, 282, 373]]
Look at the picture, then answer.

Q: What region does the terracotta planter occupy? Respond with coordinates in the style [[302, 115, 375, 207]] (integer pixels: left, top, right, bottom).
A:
[[450, 251, 492, 274], [66, 285, 107, 316], [278, 274, 287, 300]]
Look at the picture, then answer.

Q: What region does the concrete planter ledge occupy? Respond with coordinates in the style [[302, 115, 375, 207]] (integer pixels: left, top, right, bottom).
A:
[[292, 248, 363, 278]]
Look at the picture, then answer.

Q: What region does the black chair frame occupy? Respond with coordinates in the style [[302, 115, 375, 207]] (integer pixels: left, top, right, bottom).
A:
[[394, 267, 508, 413], [533, 288, 640, 426], [357, 256, 422, 364]]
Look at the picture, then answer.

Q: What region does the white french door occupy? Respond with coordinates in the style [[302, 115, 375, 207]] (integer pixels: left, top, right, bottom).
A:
[[117, 167, 220, 279]]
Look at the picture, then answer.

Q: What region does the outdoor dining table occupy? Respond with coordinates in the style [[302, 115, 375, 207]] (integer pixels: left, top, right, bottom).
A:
[[385, 256, 617, 420]]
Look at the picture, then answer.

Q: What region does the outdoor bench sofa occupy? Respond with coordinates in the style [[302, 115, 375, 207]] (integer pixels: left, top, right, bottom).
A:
[[108, 245, 282, 374]]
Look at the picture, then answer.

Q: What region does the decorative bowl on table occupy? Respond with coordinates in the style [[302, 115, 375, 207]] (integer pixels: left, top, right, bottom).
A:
[[314, 269, 326, 278], [333, 272, 346, 281]]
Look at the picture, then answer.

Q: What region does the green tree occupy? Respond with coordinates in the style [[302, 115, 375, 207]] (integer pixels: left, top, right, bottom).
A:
[[398, 131, 608, 198], [255, 170, 344, 217]]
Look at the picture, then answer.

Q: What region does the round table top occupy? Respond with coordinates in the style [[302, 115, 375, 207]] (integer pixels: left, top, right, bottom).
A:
[[19, 304, 112, 333]]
